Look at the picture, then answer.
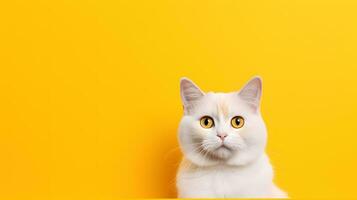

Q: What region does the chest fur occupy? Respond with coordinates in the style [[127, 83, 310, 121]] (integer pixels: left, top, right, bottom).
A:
[[177, 160, 274, 198]]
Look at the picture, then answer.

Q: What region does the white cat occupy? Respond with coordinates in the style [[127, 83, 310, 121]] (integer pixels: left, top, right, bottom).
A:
[[176, 76, 287, 198]]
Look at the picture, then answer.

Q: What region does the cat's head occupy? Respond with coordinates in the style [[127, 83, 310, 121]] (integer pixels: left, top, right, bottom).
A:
[[178, 76, 267, 166]]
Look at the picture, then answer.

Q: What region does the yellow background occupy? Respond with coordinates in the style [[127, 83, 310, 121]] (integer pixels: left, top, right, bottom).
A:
[[0, 0, 357, 198]]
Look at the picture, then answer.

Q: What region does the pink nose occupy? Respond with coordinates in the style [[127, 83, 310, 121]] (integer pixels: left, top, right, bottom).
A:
[[217, 132, 227, 140]]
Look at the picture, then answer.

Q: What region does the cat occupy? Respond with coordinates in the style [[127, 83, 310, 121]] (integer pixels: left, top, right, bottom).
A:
[[176, 76, 287, 198]]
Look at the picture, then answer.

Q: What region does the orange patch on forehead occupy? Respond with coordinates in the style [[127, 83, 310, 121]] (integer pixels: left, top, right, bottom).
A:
[[217, 100, 229, 117]]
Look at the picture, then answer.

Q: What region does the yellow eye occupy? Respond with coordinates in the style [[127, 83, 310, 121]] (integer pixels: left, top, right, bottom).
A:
[[200, 116, 214, 128], [231, 116, 244, 129]]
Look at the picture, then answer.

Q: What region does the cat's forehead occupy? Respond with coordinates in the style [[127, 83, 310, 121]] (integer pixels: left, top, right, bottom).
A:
[[196, 92, 245, 115], [205, 92, 235, 102]]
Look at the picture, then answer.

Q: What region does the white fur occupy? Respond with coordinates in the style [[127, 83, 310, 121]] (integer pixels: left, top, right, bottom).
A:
[[176, 77, 287, 198]]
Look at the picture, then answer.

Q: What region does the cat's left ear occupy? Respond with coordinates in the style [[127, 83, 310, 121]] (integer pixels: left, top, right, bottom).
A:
[[238, 76, 262, 111]]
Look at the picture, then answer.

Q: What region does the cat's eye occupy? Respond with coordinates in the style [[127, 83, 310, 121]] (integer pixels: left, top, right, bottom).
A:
[[200, 116, 214, 129], [231, 116, 244, 129]]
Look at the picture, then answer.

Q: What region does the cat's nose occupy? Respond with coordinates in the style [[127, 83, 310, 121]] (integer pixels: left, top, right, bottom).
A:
[[217, 132, 227, 141]]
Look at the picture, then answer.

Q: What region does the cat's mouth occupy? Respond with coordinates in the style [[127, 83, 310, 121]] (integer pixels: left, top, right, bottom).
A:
[[199, 143, 234, 160], [193, 138, 237, 160], [211, 145, 233, 159], [217, 144, 232, 151]]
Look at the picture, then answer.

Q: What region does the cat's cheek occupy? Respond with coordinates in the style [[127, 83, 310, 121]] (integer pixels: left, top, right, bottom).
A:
[[227, 137, 246, 151]]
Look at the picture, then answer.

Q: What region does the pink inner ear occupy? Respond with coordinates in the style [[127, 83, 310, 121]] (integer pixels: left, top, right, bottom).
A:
[[240, 88, 259, 100], [238, 77, 262, 111], [180, 78, 205, 107]]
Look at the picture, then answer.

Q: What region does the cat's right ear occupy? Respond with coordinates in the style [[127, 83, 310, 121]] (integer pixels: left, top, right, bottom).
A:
[[180, 77, 205, 113]]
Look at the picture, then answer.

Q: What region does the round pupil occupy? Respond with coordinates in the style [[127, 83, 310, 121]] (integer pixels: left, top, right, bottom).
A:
[[235, 118, 241, 125]]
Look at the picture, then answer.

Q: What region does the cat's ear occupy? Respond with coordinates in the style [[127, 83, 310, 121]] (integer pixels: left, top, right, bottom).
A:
[[180, 77, 205, 112], [238, 76, 262, 111]]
